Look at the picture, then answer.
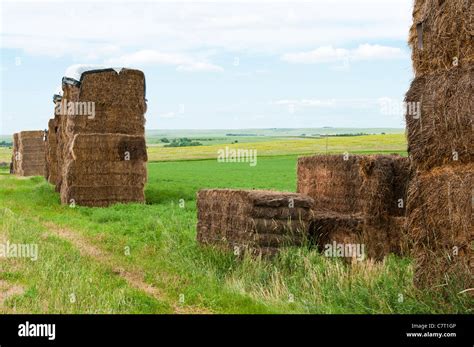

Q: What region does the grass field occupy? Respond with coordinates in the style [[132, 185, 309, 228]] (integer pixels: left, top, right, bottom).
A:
[[0, 144, 471, 313]]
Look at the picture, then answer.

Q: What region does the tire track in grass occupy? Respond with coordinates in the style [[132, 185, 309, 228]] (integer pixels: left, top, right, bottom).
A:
[[43, 222, 211, 314]]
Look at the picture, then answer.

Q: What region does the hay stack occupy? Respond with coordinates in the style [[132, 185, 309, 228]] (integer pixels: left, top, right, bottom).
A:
[[405, 66, 473, 171], [297, 154, 410, 218], [10, 133, 19, 174], [407, 164, 473, 289], [58, 68, 147, 207], [197, 189, 314, 256], [60, 134, 147, 206], [309, 213, 406, 261], [45, 118, 60, 184], [11, 131, 46, 177], [405, 0, 474, 289], [409, 0, 474, 77], [298, 154, 410, 259]]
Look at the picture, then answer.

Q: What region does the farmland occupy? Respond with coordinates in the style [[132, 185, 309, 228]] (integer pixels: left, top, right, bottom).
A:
[[0, 132, 471, 313]]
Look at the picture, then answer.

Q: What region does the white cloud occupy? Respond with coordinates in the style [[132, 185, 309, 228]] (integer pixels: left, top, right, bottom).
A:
[[281, 44, 406, 64], [0, 1, 412, 60], [105, 50, 223, 72]]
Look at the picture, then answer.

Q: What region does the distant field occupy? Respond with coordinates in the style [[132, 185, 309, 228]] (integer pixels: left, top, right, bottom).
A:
[[0, 133, 407, 164], [147, 134, 407, 161]]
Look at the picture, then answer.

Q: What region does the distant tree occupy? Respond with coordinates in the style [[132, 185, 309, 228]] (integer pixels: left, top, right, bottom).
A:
[[160, 138, 170, 143]]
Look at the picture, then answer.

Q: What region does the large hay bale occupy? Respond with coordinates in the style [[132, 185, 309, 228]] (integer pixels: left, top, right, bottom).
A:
[[197, 189, 314, 256], [60, 134, 147, 207], [61, 68, 145, 136], [409, 0, 474, 77], [407, 163, 473, 289], [309, 213, 407, 261], [55, 68, 148, 206], [297, 154, 410, 219], [405, 66, 473, 171], [13, 131, 46, 177]]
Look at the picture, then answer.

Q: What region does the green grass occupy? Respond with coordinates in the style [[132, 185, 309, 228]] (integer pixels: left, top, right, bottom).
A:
[[0, 154, 471, 314]]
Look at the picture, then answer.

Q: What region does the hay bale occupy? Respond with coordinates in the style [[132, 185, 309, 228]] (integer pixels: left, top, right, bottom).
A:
[[405, 66, 473, 171], [309, 213, 407, 261], [409, 0, 474, 76], [61, 68, 145, 136], [12, 131, 46, 177], [297, 154, 410, 219], [407, 163, 473, 289], [60, 134, 147, 207], [45, 118, 60, 185], [68, 133, 147, 162], [10, 133, 19, 174], [196, 189, 314, 256]]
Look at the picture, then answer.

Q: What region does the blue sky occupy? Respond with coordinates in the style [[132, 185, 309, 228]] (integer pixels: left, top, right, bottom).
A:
[[0, 0, 414, 134]]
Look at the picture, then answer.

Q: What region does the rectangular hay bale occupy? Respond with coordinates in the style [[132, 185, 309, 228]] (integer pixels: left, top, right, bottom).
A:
[[297, 154, 410, 219], [12, 131, 46, 177], [408, 0, 474, 77], [406, 163, 473, 289], [405, 66, 473, 171], [196, 189, 314, 256]]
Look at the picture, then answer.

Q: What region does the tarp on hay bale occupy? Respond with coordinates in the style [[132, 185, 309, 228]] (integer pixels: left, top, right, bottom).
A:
[[409, 0, 474, 77], [297, 154, 410, 219], [13, 131, 46, 177], [405, 66, 473, 171], [196, 189, 314, 256], [407, 163, 473, 289]]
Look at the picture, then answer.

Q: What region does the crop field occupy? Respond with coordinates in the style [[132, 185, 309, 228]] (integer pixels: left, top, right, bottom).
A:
[[0, 134, 470, 313]]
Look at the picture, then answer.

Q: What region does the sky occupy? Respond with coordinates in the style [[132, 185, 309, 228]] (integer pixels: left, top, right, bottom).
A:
[[0, 0, 414, 134]]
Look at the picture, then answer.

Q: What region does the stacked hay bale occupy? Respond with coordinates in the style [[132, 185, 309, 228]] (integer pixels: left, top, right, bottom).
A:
[[44, 91, 65, 189], [58, 67, 147, 207], [45, 118, 59, 184], [197, 189, 314, 256], [297, 154, 410, 260], [10, 133, 19, 174], [11, 131, 46, 177], [405, 0, 473, 289]]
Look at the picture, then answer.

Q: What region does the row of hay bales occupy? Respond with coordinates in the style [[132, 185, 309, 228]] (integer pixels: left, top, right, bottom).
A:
[[405, 0, 473, 289], [12, 67, 148, 208], [196, 153, 410, 261]]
